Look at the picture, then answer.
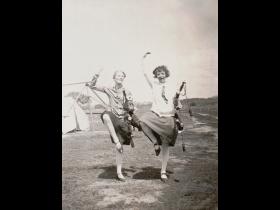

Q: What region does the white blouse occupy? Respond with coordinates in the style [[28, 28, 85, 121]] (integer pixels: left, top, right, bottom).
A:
[[150, 80, 177, 117]]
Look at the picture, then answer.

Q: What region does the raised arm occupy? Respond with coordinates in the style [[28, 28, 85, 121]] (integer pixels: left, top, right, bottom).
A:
[[141, 61, 153, 89], [86, 74, 106, 93]]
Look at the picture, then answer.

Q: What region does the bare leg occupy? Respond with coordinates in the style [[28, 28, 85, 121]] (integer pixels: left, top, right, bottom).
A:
[[161, 141, 170, 180], [116, 148, 125, 180], [102, 114, 120, 144], [102, 114, 124, 179]]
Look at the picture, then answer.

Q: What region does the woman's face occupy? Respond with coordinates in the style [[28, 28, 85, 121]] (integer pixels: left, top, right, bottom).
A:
[[114, 71, 125, 84], [156, 70, 166, 80]]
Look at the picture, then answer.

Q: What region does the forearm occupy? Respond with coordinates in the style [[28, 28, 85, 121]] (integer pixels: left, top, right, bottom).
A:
[[88, 85, 105, 93], [140, 62, 152, 88], [143, 73, 152, 88]]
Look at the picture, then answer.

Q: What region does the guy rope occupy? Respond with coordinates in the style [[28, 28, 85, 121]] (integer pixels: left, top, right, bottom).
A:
[[62, 69, 110, 119]]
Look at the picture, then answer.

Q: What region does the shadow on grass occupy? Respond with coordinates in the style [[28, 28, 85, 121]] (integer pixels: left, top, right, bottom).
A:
[[97, 166, 137, 179], [132, 166, 162, 180], [97, 165, 173, 180]]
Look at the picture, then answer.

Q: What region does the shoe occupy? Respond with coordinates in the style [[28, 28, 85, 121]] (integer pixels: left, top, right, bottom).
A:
[[154, 144, 161, 156], [182, 143, 186, 152], [160, 172, 168, 182], [176, 120, 184, 132], [130, 139, 135, 148], [117, 173, 126, 182]]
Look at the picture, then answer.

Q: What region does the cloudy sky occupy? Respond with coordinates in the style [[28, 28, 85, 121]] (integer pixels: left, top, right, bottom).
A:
[[62, 0, 218, 102]]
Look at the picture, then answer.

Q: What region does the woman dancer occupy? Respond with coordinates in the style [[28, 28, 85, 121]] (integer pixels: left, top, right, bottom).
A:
[[86, 70, 140, 181], [139, 65, 182, 182]]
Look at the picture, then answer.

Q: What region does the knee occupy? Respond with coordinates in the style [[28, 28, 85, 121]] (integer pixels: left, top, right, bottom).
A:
[[102, 114, 111, 123]]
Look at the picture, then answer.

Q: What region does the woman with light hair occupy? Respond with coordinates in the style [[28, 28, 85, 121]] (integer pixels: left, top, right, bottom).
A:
[[86, 70, 141, 181]]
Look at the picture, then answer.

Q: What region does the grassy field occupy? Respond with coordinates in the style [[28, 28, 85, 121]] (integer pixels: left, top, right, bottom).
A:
[[62, 98, 218, 210]]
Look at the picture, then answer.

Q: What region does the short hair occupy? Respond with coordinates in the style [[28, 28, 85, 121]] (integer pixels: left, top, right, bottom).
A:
[[113, 70, 126, 79], [152, 65, 170, 78]]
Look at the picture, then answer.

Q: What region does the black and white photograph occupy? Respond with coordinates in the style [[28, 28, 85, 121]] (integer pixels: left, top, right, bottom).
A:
[[62, 0, 218, 209]]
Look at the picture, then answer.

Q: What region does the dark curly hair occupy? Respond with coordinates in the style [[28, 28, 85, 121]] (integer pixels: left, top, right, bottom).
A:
[[152, 65, 170, 78]]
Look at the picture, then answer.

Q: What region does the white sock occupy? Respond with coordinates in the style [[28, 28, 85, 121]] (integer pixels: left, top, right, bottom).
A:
[[116, 148, 123, 175], [161, 144, 169, 174]]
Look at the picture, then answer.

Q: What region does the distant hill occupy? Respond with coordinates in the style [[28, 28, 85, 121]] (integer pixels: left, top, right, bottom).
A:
[[135, 96, 218, 109], [187, 96, 218, 107], [81, 96, 218, 113], [187, 96, 218, 117]]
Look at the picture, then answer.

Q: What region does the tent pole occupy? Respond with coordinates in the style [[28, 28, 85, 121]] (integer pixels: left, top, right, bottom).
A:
[[73, 105, 80, 131], [87, 87, 94, 131], [63, 86, 87, 119]]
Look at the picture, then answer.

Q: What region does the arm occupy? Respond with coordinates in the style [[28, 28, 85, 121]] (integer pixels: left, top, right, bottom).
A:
[[86, 74, 106, 93], [141, 62, 153, 89]]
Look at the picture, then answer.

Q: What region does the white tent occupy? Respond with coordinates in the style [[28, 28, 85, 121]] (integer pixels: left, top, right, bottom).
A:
[[62, 97, 89, 134]]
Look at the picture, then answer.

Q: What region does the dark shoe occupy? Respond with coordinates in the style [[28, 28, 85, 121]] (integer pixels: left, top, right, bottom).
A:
[[176, 119, 184, 132], [182, 143, 186, 152], [117, 174, 126, 182], [154, 144, 161, 156], [130, 139, 135, 148], [160, 172, 168, 182]]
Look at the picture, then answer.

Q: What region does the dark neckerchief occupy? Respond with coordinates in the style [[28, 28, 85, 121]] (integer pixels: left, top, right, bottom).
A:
[[161, 85, 168, 104]]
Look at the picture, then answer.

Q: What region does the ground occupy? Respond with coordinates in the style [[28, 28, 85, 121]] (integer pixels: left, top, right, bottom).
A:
[[62, 106, 218, 210]]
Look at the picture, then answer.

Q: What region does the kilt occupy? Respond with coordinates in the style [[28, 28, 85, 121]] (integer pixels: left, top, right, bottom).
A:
[[101, 111, 132, 145], [140, 111, 178, 146]]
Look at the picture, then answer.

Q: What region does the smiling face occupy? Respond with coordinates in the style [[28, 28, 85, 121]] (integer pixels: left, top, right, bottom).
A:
[[113, 71, 126, 85], [153, 66, 170, 82], [156, 70, 166, 80]]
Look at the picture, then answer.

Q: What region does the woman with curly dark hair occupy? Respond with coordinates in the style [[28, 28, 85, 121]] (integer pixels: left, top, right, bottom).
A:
[[139, 64, 183, 182]]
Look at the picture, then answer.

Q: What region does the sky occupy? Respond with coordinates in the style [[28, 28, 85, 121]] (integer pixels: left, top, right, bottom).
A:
[[62, 0, 218, 102]]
